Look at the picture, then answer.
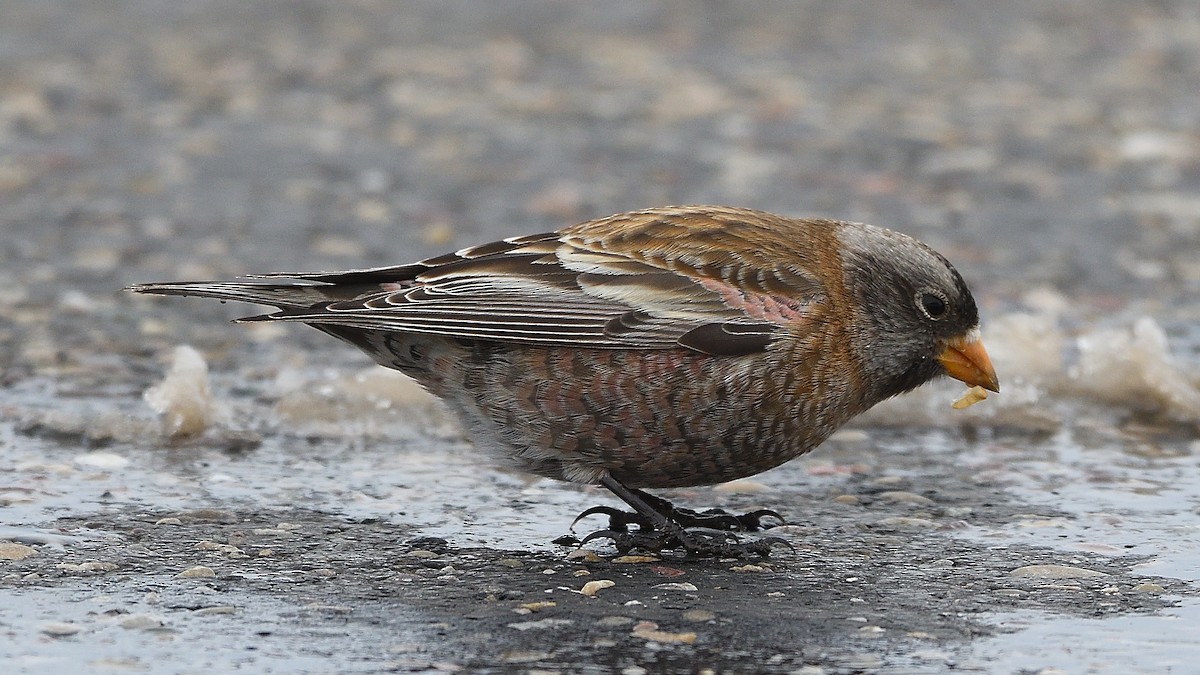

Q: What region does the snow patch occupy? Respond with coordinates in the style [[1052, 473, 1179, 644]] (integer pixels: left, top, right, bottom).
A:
[[144, 345, 216, 438]]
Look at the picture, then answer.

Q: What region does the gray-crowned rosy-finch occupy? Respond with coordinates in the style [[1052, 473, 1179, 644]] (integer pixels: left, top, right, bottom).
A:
[[131, 206, 998, 557]]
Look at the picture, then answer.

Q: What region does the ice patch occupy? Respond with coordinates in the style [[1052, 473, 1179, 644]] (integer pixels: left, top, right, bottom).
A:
[[272, 367, 455, 438], [143, 345, 217, 438], [74, 451, 130, 469], [1072, 316, 1200, 421]]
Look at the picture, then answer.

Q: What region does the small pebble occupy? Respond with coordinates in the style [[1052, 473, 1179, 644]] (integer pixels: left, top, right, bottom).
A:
[[580, 580, 615, 597], [630, 621, 696, 644], [175, 565, 216, 579], [612, 555, 658, 564], [877, 491, 935, 506], [652, 582, 698, 591], [681, 609, 716, 622], [518, 601, 556, 613], [303, 604, 351, 614], [1132, 582, 1164, 593], [195, 541, 243, 555], [0, 542, 37, 560], [506, 618, 573, 631], [154, 517, 182, 526], [499, 650, 553, 664], [649, 565, 686, 577], [176, 509, 236, 523], [873, 516, 937, 530], [56, 562, 117, 573], [1009, 564, 1107, 579]]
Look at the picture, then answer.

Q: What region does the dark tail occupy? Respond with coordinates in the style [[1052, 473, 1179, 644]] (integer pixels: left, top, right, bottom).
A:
[[127, 281, 337, 311]]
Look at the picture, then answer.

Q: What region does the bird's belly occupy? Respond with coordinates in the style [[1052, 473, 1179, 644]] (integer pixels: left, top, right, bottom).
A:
[[431, 343, 857, 489]]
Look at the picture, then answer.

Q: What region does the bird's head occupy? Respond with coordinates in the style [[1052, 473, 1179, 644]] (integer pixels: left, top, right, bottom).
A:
[[836, 222, 999, 403]]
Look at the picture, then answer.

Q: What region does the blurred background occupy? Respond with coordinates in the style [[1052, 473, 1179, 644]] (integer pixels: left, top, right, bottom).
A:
[[2, 2, 1200, 673], [3, 2, 1198, 301]]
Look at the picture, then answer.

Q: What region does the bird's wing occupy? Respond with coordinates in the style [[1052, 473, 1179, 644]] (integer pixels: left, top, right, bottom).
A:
[[136, 207, 830, 356]]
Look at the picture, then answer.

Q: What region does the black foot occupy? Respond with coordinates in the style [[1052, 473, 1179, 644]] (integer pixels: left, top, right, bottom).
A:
[[572, 488, 786, 533], [580, 525, 790, 558], [570, 476, 792, 558]]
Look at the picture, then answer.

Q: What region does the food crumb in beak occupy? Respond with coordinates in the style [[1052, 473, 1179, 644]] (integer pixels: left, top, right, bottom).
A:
[[951, 385, 989, 410]]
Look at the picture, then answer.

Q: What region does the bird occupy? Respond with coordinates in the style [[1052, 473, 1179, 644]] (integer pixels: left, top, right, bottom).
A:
[[130, 205, 999, 557]]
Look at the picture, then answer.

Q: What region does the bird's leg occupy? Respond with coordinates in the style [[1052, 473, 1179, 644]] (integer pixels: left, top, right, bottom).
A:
[[576, 475, 790, 558], [572, 481, 785, 533]]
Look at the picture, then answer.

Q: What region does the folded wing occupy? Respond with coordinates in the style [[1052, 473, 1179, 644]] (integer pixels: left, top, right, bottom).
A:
[[132, 208, 829, 357]]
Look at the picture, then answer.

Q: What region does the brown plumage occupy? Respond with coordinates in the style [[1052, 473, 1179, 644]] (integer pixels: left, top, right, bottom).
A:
[[131, 206, 998, 556]]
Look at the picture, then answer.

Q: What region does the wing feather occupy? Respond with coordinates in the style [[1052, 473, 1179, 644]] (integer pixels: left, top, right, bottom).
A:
[[136, 207, 831, 356]]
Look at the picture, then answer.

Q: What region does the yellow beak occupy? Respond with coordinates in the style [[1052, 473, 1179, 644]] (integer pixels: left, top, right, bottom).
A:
[[937, 331, 1000, 393]]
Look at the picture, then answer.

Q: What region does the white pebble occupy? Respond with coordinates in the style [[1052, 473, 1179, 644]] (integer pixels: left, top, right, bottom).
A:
[[580, 580, 615, 597]]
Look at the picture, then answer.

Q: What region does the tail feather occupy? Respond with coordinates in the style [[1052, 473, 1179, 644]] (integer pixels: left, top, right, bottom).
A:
[[127, 281, 336, 310]]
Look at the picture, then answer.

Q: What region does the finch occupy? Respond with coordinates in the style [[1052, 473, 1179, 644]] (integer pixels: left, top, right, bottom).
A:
[[131, 205, 998, 557]]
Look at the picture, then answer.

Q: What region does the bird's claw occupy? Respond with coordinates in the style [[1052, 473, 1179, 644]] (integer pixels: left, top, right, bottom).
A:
[[579, 526, 790, 558], [572, 482, 791, 557], [572, 504, 786, 533]]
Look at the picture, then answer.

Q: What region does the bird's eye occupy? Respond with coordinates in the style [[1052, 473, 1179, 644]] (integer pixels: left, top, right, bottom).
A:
[[917, 291, 948, 320]]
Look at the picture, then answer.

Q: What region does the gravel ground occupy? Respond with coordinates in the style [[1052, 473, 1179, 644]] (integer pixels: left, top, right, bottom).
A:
[[2, 2, 1200, 673]]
